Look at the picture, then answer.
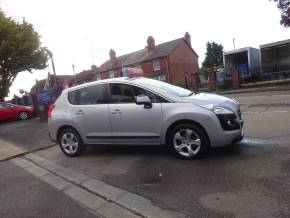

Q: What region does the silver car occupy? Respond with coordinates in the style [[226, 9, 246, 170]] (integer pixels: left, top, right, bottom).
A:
[[48, 77, 243, 159]]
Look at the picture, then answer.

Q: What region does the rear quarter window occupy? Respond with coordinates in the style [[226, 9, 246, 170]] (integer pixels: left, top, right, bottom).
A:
[[68, 90, 79, 105]]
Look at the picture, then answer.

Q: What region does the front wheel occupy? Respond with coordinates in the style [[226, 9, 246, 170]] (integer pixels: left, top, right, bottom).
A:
[[59, 128, 86, 157], [169, 123, 209, 160], [19, 111, 28, 120]]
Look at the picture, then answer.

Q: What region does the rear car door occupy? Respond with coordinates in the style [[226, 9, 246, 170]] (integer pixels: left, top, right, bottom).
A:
[[108, 83, 164, 145], [68, 84, 112, 144]]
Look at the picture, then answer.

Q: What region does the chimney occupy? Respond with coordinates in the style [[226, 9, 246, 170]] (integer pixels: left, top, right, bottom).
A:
[[109, 49, 117, 63], [147, 36, 155, 52], [184, 32, 191, 47]]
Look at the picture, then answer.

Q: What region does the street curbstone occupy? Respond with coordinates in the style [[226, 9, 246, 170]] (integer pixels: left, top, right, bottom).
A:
[[25, 153, 46, 163], [55, 167, 90, 184], [97, 202, 141, 218], [41, 173, 72, 191], [64, 186, 107, 211], [25, 164, 49, 178], [38, 160, 64, 172], [10, 158, 34, 168], [82, 178, 127, 201], [116, 192, 187, 218]]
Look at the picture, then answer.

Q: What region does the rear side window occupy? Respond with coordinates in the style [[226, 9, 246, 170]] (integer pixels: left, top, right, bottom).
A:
[[68, 84, 107, 105]]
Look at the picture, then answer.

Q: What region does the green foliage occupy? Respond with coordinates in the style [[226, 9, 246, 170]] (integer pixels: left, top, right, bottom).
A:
[[271, 0, 290, 27], [198, 67, 209, 77], [202, 42, 224, 70], [0, 9, 48, 100]]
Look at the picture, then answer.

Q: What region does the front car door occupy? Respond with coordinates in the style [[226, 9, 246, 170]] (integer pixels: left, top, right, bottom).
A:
[[0, 103, 16, 120], [108, 83, 165, 145], [68, 84, 112, 144]]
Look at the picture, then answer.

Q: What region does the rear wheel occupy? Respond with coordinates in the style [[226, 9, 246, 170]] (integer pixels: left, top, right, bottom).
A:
[[19, 112, 28, 120], [169, 123, 209, 160], [58, 128, 86, 157]]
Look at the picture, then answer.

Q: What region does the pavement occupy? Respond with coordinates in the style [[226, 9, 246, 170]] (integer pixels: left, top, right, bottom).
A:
[[0, 161, 99, 218], [1, 89, 290, 217], [217, 84, 290, 95]]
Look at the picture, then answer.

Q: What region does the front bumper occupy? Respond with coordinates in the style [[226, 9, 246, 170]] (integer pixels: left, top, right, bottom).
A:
[[208, 111, 244, 148]]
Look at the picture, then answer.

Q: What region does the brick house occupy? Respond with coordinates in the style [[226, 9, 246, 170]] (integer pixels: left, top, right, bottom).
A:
[[96, 32, 199, 90]]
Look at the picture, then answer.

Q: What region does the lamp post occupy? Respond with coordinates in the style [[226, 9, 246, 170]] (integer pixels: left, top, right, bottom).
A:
[[85, 38, 95, 66], [46, 49, 57, 87]]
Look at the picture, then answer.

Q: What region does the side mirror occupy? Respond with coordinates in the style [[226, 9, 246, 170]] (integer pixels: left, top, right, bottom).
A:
[[134, 95, 152, 109]]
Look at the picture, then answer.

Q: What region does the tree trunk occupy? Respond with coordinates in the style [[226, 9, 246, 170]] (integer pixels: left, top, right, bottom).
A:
[[0, 72, 10, 101]]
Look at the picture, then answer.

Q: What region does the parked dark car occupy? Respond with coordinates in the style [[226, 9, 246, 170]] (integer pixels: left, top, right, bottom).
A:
[[0, 102, 34, 121]]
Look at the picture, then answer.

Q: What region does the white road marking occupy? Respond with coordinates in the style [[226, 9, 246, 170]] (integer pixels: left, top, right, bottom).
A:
[[237, 94, 290, 99], [244, 111, 288, 114]]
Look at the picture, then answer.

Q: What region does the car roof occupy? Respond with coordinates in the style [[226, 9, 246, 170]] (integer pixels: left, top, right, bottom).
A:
[[62, 77, 181, 103], [64, 77, 143, 92]]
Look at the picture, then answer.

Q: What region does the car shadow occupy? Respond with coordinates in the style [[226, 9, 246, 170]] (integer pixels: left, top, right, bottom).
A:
[[84, 142, 246, 160]]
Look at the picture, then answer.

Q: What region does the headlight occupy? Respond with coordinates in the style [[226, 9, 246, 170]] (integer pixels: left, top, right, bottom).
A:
[[199, 104, 214, 110], [213, 107, 234, 115]]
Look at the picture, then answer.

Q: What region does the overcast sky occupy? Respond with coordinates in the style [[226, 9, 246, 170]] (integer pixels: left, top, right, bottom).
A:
[[1, 0, 290, 99]]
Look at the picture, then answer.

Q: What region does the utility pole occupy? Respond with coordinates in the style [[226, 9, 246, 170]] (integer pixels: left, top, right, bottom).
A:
[[72, 64, 77, 85], [46, 49, 57, 87], [233, 38, 236, 51]]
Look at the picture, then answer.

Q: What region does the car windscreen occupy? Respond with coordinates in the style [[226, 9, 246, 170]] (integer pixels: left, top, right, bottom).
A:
[[134, 78, 192, 97]]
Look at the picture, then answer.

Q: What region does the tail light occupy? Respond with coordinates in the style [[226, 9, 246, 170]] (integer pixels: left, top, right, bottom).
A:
[[48, 104, 56, 118]]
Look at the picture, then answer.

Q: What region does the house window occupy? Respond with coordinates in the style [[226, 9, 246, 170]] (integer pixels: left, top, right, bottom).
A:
[[96, 74, 102, 81], [150, 74, 166, 81], [153, 59, 160, 71], [109, 70, 115, 78]]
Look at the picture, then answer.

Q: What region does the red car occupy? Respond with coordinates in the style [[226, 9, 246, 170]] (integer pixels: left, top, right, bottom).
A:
[[0, 102, 34, 121]]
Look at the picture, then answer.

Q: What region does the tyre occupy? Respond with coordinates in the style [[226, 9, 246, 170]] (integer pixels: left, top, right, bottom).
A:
[[19, 111, 29, 120], [169, 123, 209, 160], [58, 128, 86, 157]]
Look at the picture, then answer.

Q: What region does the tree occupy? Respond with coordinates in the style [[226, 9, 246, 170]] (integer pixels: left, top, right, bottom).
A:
[[202, 42, 224, 71], [0, 9, 48, 100], [272, 0, 290, 27]]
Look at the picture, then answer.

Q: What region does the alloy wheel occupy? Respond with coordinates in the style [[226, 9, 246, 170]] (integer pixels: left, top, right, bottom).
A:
[[173, 128, 201, 158], [19, 112, 28, 120], [61, 132, 79, 155]]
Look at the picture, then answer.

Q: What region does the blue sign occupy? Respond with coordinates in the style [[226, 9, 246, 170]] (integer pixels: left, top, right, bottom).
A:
[[237, 64, 249, 77], [37, 89, 59, 106]]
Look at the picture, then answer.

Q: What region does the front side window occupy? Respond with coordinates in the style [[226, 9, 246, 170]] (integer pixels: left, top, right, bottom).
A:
[[134, 78, 192, 97], [153, 59, 160, 71], [109, 83, 167, 104], [68, 84, 107, 105]]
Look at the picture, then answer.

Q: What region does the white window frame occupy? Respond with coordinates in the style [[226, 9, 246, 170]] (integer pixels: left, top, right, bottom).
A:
[[153, 59, 160, 71], [109, 70, 115, 78]]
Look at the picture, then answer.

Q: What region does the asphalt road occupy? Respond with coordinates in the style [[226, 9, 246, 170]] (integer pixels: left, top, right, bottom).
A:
[[1, 90, 290, 217], [0, 118, 52, 151]]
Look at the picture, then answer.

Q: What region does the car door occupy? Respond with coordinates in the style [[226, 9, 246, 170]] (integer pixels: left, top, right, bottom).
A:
[[108, 83, 164, 145], [68, 84, 112, 144], [0, 103, 16, 120]]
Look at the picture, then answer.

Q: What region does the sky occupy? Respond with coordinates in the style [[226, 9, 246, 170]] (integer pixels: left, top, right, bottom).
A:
[[1, 0, 290, 100]]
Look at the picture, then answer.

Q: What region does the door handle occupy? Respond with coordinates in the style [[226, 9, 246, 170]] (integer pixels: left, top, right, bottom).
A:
[[75, 110, 84, 115], [112, 109, 122, 115]]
